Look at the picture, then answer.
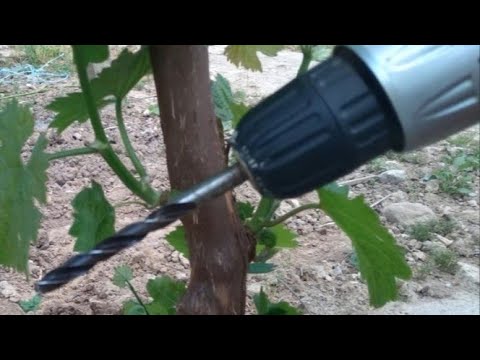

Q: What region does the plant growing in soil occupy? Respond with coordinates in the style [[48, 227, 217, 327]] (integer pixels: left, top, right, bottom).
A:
[[0, 45, 412, 314]]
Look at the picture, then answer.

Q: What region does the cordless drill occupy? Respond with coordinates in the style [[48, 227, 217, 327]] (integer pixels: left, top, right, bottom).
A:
[[36, 45, 480, 293], [231, 45, 480, 198]]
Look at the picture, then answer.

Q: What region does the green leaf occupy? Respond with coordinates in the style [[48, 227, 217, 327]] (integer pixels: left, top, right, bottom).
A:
[[248, 262, 276, 274], [265, 302, 302, 315], [112, 265, 133, 288], [18, 294, 42, 313], [69, 181, 115, 252], [0, 101, 49, 272], [254, 224, 297, 256], [26, 135, 49, 203], [146, 276, 186, 315], [225, 46, 284, 72], [254, 288, 301, 315], [253, 288, 269, 314], [312, 45, 333, 62], [165, 226, 189, 258], [73, 45, 109, 65], [211, 74, 234, 127], [248, 197, 281, 232], [236, 201, 255, 221], [258, 228, 277, 248], [123, 300, 147, 315], [270, 224, 298, 248], [145, 301, 168, 315], [317, 188, 412, 308], [231, 102, 250, 128], [255, 247, 280, 263], [90, 47, 151, 100], [47, 93, 114, 133], [48, 47, 150, 132], [211, 73, 250, 130]]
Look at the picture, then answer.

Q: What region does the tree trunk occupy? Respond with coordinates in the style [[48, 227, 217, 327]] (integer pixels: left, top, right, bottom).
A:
[[149, 45, 252, 314]]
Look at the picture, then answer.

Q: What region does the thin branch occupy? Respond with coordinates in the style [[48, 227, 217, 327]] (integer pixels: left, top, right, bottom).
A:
[[47, 147, 98, 161], [371, 193, 393, 208], [126, 280, 150, 315], [115, 99, 148, 180], [262, 203, 320, 228], [0, 87, 47, 101], [339, 174, 378, 187]]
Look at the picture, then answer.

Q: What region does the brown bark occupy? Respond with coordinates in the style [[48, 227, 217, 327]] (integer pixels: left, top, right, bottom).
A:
[[149, 45, 251, 314]]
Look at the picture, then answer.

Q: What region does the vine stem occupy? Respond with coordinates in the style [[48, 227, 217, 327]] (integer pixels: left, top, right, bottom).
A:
[[72, 46, 158, 206], [126, 280, 150, 315], [47, 147, 98, 161], [262, 203, 320, 228], [115, 99, 148, 180], [297, 45, 314, 76], [248, 197, 280, 233]]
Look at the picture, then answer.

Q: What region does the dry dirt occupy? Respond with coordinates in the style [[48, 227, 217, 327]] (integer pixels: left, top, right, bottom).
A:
[[0, 45, 479, 315]]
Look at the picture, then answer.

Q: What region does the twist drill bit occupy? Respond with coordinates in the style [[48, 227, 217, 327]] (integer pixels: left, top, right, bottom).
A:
[[35, 202, 196, 294], [36, 164, 247, 294]]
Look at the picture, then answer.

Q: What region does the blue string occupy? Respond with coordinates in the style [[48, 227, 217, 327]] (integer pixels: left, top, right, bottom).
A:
[[0, 61, 70, 85]]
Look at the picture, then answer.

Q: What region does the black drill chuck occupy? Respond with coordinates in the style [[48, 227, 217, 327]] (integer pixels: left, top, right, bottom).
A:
[[230, 49, 404, 199]]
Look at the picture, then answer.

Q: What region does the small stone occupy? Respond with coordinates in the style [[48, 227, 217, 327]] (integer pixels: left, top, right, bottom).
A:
[[175, 272, 189, 281], [131, 252, 144, 265], [0, 281, 19, 301], [90, 300, 119, 315], [407, 239, 421, 250], [379, 170, 407, 184], [467, 199, 478, 208], [312, 265, 327, 280], [417, 284, 450, 299], [384, 160, 404, 170], [390, 191, 408, 203], [425, 180, 440, 193], [55, 177, 66, 186], [332, 265, 343, 276], [459, 210, 479, 224], [457, 262, 480, 285], [441, 206, 454, 216], [413, 251, 427, 261], [422, 240, 446, 253], [179, 256, 190, 268], [435, 234, 453, 247], [72, 132, 82, 141], [247, 282, 262, 295], [383, 202, 437, 227], [324, 275, 333, 282], [451, 237, 477, 257]]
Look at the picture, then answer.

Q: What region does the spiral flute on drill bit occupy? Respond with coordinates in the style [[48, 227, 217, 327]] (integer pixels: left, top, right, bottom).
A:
[[36, 165, 247, 294], [35, 202, 196, 294]]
